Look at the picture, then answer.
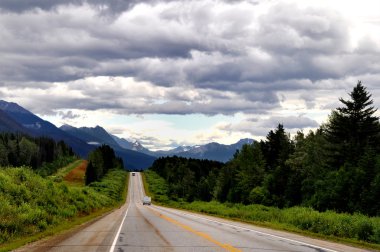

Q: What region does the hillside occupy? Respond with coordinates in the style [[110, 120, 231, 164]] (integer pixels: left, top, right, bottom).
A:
[[0, 101, 155, 170], [0, 109, 28, 133], [0, 100, 92, 157], [60, 124, 156, 170]]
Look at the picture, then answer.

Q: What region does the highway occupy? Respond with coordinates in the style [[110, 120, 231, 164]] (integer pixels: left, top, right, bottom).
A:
[[16, 172, 369, 252]]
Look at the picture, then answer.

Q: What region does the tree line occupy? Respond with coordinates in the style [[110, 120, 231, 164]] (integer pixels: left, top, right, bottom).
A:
[[150, 157, 223, 201], [85, 144, 124, 185], [149, 81, 380, 216], [0, 132, 124, 183], [0, 133, 75, 175]]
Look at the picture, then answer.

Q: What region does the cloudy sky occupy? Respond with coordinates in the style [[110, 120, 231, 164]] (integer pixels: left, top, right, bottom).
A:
[[1, 0, 380, 150]]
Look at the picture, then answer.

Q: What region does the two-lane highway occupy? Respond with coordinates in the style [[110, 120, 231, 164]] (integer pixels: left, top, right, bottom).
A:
[[111, 173, 367, 252], [16, 172, 369, 252], [111, 172, 235, 251]]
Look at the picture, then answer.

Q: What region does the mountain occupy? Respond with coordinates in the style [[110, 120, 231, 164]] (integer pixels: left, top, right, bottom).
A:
[[154, 145, 195, 156], [0, 100, 155, 170], [60, 123, 252, 166], [112, 135, 254, 162], [111, 135, 152, 155], [0, 100, 252, 166], [60, 124, 156, 170], [159, 138, 254, 162], [60, 124, 120, 147], [63, 125, 249, 163], [0, 100, 92, 157], [111, 135, 134, 149], [0, 109, 29, 133]]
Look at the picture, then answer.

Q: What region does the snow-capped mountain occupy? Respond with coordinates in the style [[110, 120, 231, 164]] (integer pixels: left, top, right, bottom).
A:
[[111, 135, 152, 155], [154, 138, 254, 162]]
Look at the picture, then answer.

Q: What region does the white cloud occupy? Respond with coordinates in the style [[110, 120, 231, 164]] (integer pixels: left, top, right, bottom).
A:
[[1, 0, 380, 148]]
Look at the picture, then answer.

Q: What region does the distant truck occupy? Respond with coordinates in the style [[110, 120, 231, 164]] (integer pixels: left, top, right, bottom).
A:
[[143, 196, 151, 205]]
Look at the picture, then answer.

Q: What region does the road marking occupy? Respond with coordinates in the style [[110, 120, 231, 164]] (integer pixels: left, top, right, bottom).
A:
[[109, 175, 133, 252], [147, 207, 242, 252], [109, 206, 129, 252], [154, 206, 338, 252]]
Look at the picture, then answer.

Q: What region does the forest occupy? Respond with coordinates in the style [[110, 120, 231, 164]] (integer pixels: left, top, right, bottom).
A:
[[0, 134, 127, 247], [85, 144, 124, 185], [149, 81, 380, 217], [0, 133, 75, 176]]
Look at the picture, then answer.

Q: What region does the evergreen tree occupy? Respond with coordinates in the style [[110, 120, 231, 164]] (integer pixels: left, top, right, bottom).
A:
[[261, 124, 294, 207], [261, 124, 294, 171], [234, 143, 265, 204], [318, 81, 380, 214], [85, 161, 96, 185], [326, 81, 380, 167]]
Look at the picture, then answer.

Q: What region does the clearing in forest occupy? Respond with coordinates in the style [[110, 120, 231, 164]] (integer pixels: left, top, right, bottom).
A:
[[63, 160, 88, 186]]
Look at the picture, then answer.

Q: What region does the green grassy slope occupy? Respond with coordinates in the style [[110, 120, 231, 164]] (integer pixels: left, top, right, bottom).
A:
[[0, 166, 128, 250]]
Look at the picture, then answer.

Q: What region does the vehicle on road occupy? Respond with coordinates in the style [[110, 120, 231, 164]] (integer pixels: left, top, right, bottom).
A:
[[143, 196, 151, 205], [132, 172, 135, 176]]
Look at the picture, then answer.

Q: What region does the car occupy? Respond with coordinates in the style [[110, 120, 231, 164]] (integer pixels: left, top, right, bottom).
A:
[[143, 196, 151, 205], [132, 172, 135, 176]]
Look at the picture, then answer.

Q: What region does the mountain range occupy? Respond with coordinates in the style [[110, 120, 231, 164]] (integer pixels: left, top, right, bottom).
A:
[[0, 100, 155, 170], [0, 100, 254, 168], [60, 124, 254, 163], [153, 139, 254, 162]]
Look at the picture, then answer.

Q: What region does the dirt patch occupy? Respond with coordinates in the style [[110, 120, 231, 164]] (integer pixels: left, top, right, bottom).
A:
[[64, 160, 88, 185]]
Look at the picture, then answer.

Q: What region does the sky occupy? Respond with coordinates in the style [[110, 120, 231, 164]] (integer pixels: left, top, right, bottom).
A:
[[1, 0, 380, 150]]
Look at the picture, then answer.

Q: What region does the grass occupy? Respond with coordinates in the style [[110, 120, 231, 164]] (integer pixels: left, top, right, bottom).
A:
[[0, 166, 128, 250], [0, 205, 114, 252], [37, 156, 78, 177], [143, 169, 380, 251], [142, 170, 170, 203]]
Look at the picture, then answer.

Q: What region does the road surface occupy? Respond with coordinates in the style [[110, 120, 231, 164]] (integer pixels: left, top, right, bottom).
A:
[[16, 172, 370, 252]]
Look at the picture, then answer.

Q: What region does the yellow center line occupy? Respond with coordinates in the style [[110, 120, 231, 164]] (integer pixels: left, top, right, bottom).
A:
[[147, 207, 242, 252]]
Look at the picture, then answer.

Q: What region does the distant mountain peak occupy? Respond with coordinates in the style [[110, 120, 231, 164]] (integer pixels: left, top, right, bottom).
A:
[[153, 138, 254, 162], [237, 138, 254, 144], [60, 124, 75, 130], [0, 100, 30, 114], [132, 140, 146, 151]]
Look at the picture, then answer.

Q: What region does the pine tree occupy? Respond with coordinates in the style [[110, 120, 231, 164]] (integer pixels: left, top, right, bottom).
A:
[[326, 81, 380, 167], [85, 161, 96, 185]]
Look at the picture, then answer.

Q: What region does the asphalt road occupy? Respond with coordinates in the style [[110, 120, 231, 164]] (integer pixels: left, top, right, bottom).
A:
[[16, 172, 370, 252]]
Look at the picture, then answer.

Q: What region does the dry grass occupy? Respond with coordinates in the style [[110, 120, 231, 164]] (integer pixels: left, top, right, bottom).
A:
[[63, 160, 88, 186]]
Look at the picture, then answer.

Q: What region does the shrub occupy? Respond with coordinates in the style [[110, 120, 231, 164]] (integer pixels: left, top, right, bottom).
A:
[[0, 167, 127, 245], [144, 169, 380, 245]]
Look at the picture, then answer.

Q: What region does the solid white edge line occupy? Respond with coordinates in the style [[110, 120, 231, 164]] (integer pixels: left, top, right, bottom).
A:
[[109, 173, 133, 252], [153, 206, 339, 252], [109, 206, 129, 252], [110, 206, 129, 252]]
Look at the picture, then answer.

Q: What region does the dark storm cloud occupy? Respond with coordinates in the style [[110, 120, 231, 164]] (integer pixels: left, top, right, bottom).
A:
[[1, 1, 348, 85], [0, 0, 82, 12], [1, 0, 379, 117], [0, 0, 159, 13], [0, 0, 245, 15]]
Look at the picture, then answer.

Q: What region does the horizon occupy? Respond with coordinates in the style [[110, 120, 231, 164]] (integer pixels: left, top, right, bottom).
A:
[[1, 98, 255, 152], [1, 0, 380, 150]]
